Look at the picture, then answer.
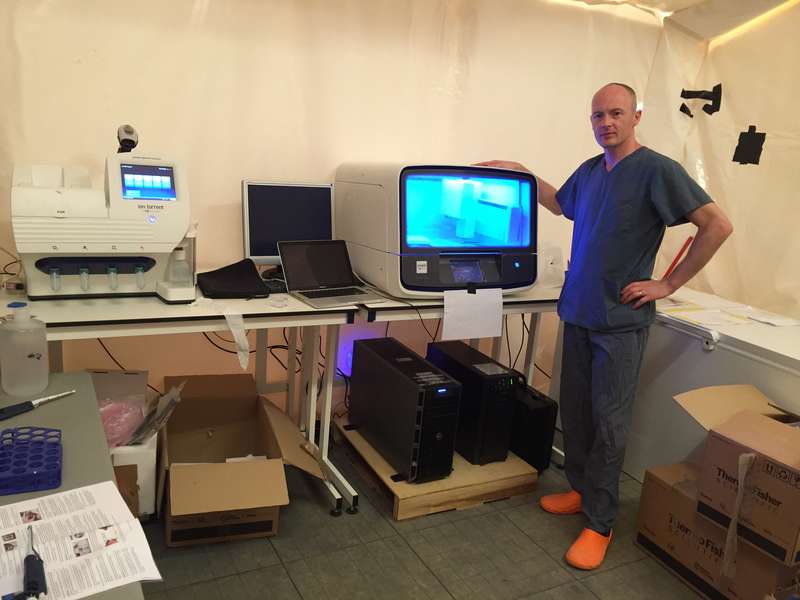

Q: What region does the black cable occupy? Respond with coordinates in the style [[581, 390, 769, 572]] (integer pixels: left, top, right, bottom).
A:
[[361, 284, 436, 341], [202, 332, 257, 354], [268, 347, 302, 373], [433, 318, 441, 341], [504, 315, 512, 367], [384, 321, 390, 337], [213, 331, 237, 344], [518, 316, 552, 379], [2, 260, 20, 276], [535, 364, 552, 380], [96, 339, 162, 395], [513, 314, 526, 370]]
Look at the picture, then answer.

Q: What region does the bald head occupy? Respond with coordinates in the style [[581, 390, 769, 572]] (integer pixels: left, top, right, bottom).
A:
[[594, 83, 637, 112]]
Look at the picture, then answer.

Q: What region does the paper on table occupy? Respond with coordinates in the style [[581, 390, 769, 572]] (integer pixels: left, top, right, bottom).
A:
[[442, 289, 502, 341], [667, 308, 750, 327], [0, 481, 160, 600], [742, 307, 800, 327]]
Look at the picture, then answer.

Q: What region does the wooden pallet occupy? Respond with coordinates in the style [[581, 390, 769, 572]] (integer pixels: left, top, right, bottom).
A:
[[334, 416, 538, 521]]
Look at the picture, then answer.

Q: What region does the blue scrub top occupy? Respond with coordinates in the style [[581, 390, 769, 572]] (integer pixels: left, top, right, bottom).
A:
[[556, 147, 712, 332]]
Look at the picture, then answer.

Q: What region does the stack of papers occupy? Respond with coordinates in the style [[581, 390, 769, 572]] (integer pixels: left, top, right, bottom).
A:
[[659, 295, 800, 328], [0, 481, 160, 600]]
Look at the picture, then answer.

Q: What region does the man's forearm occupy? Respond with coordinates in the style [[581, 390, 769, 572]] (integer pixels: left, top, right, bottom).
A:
[[665, 220, 732, 292], [536, 177, 562, 216]]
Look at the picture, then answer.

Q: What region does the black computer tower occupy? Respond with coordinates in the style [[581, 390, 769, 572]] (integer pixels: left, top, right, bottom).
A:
[[348, 338, 461, 483], [510, 385, 558, 472], [426, 341, 518, 465]]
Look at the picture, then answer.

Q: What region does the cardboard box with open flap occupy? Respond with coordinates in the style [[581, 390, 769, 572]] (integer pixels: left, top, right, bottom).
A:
[[675, 384, 800, 566], [157, 373, 323, 547], [636, 462, 799, 600]]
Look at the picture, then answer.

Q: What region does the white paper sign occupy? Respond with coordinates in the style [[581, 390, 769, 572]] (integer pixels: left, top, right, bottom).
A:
[[442, 288, 503, 341]]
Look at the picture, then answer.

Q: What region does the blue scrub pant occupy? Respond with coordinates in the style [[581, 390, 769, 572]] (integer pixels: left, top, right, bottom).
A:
[[559, 322, 649, 534]]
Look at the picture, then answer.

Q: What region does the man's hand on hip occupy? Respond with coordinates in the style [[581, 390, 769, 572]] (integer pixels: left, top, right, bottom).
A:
[[621, 279, 675, 309]]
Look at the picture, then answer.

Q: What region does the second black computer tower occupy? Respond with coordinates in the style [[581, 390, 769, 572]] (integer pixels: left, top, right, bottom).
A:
[[426, 341, 518, 465], [348, 338, 461, 483], [510, 385, 558, 472]]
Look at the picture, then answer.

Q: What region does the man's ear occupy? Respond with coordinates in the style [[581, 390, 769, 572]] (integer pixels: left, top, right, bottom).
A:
[[633, 109, 642, 125]]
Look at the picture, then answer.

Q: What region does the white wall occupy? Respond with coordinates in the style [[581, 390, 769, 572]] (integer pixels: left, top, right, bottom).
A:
[[2, 0, 715, 388]]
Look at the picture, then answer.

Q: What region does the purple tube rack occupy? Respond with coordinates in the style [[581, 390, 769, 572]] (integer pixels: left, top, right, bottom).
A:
[[0, 426, 62, 495]]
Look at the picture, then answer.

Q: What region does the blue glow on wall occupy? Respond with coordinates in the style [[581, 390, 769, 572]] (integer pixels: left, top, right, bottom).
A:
[[404, 174, 531, 249], [336, 325, 383, 377]]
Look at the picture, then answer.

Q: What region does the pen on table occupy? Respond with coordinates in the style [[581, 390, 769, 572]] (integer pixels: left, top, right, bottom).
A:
[[0, 390, 77, 422]]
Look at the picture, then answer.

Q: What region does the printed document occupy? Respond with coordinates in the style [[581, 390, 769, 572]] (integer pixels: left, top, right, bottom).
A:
[[0, 481, 160, 599]]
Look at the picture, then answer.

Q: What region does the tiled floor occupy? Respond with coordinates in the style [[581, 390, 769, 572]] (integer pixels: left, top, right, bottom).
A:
[[142, 441, 701, 600]]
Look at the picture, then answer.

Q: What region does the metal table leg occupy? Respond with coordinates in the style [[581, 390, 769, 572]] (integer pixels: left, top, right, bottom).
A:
[[317, 325, 358, 512], [303, 326, 321, 445], [255, 329, 268, 395], [286, 327, 299, 423]]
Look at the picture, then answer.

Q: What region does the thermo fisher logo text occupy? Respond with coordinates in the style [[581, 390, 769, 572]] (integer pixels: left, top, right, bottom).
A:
[[668, 513, 723, 558], [752, 486, 782, 508], [716, 467, 738, 486]]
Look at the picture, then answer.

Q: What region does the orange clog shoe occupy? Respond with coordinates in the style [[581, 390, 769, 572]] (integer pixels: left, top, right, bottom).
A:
[[539, 490, 582, 515], [565, 528, 613, 570]]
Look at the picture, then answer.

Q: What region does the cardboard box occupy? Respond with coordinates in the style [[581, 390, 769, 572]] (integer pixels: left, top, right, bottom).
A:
[[699, 411, 800, 566], [90, 369, 157, 517], [159, 374, 322, 547], [675, 385, 800, 566], [114, 464, 140, 517], [636, 463, 799, 600]]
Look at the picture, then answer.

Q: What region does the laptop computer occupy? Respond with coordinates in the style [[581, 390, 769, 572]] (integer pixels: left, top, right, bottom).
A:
[[278, 240, 385, 309]]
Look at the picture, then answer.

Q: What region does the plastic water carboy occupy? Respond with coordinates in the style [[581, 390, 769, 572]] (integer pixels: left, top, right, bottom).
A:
[[0, 302, 49, 396]]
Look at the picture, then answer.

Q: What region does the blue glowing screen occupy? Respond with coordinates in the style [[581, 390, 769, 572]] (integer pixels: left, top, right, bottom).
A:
[[404, 173, 531, 249], [121, 164, 177, 200]]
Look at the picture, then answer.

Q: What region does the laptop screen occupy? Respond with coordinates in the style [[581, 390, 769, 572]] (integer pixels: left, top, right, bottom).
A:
[[279, 240, 358, 291]]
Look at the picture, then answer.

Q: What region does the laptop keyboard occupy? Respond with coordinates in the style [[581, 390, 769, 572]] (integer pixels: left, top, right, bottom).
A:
[[302, 287, 366, 299]]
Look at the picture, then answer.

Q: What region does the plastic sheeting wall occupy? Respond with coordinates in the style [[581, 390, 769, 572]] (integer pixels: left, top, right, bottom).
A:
[[0, 0, 667, 387], [655, 3, 800, 317]]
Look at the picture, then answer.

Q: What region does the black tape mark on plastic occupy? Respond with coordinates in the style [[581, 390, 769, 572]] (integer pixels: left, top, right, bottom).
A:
[[680, 83, 722, 115], [732, 125, 766, 165], [679, 103, 694, 118]]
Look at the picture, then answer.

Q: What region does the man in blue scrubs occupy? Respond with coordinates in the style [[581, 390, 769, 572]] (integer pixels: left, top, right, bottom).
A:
[[479, 82, 733, 570]]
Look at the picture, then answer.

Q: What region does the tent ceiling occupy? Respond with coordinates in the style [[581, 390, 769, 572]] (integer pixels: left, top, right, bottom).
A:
[[576, 0, 788, 39]]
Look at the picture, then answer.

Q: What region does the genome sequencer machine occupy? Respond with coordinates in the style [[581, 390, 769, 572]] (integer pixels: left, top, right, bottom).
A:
[[334, 163, 537, 298], [11, 153, 196, 304]]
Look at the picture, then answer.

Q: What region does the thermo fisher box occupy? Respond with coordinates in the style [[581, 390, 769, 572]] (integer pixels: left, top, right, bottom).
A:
[[334, 163, 537, 297]]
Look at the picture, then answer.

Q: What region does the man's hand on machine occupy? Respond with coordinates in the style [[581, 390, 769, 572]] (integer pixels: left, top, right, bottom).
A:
[[474, 160, 532, 173], [621, 279, 675, 309]]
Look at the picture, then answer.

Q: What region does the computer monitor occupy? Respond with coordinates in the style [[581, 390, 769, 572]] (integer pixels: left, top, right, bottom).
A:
[[242, 181, 333, 265]]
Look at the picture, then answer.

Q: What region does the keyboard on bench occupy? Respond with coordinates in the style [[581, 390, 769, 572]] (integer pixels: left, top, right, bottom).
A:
[[301, 287, 366, 299]]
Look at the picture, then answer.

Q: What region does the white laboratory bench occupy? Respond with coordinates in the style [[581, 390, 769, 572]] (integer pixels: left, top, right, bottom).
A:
[[0, 290, 360, 514]]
